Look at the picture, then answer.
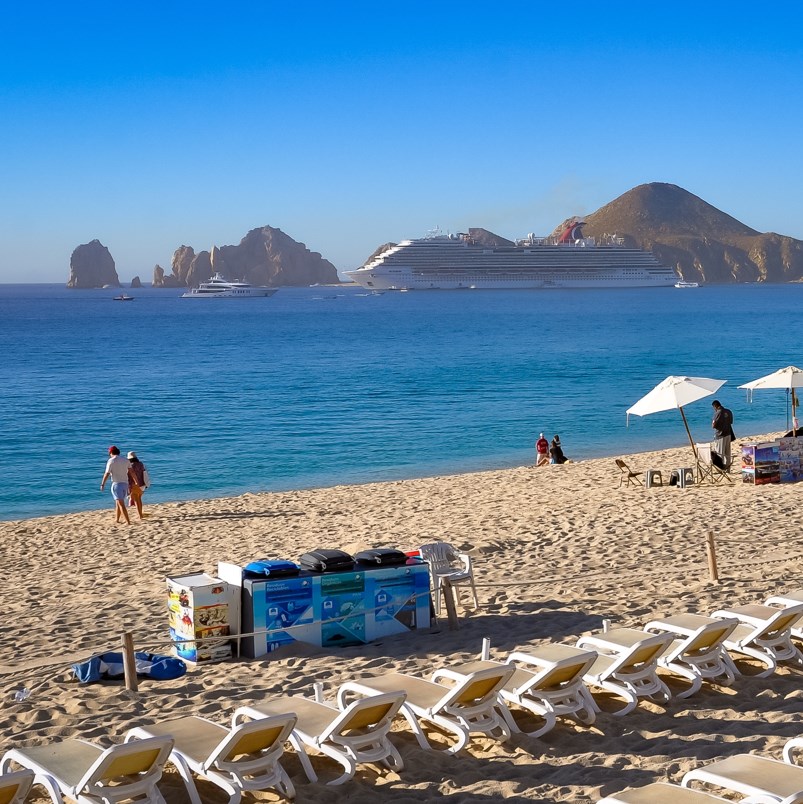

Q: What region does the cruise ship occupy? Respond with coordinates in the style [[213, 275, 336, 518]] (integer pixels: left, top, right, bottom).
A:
[[346, 222, 678, 290]]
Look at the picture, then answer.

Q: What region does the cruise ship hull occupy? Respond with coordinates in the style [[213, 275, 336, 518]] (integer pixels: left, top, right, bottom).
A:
[[346, 234, 678, 291]]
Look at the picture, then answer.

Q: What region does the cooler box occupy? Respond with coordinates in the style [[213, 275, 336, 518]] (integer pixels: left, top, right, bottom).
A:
[[167, 572, 239, 663]]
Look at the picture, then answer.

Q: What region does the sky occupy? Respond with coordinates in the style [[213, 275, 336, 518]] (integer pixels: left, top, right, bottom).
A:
[[2, 1, 802, 283]]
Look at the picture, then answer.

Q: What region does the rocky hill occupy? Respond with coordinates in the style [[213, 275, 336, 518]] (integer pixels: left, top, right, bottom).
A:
[[581, 183, 803, 283], [66, 240, 120, 288], [155, 226, 339, 288]]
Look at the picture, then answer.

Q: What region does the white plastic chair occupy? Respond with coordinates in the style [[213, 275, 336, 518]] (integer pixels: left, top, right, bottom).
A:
[[418, 542, 478, 615]]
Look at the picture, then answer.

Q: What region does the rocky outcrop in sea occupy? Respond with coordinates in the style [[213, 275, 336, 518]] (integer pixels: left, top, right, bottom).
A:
[[66, 240, 120, 288]]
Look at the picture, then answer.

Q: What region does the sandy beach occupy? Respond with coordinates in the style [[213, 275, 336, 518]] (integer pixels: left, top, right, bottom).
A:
[[3, 433, 803, 803]]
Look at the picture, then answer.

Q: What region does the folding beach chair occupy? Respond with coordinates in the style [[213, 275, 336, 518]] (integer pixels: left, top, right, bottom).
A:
[[338, 664, 514, 754], [235, 690, 405, 786], [695, 443, 734, 484], [0, 736, 173, 804], [125, 712, 299, 803], [615, 459, 643, 487]]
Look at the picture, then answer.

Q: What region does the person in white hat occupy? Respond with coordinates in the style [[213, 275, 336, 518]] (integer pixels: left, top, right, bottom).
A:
[[535, 433, 550, 466]]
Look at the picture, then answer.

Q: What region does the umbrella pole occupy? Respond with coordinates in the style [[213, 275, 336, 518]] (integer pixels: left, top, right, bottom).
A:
[[679, 406, 698, 459]]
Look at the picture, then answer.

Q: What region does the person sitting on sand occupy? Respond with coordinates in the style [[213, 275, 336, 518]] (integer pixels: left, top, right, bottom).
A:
[[100, 445, 130, 525], [535, 433, 550, 466], [549, 435, 570, 465]]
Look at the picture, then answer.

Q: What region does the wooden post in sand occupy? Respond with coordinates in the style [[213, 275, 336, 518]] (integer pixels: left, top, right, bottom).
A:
[[121, 632, 139, 692], [705, 531, 719, 582], [442, 579, 459, 631]]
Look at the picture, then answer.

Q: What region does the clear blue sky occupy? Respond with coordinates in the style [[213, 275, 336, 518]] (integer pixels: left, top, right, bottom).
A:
[[2, 1, 802, 283]]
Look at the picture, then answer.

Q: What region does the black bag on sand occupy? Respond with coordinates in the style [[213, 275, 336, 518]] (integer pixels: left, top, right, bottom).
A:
[[299, 549, 355, 573], [355, 548, 408, 567]]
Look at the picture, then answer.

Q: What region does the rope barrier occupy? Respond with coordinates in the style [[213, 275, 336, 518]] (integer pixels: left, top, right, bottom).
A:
[[5, 545, 803, 683]]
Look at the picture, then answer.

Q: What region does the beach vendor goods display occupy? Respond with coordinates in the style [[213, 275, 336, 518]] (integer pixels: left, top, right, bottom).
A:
[[739, 365, 803, 432], [72, 651, 186, 683], [626, 375, 727, 457]]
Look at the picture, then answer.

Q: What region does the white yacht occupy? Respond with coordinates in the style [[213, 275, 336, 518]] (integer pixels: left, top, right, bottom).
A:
[[181, 272, 278, 298], [346, 222, 678, 290], [674, 280, 700, 289]]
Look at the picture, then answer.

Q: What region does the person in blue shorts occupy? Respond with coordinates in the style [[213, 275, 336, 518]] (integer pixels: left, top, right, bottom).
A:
[[100, 445, 131, 524]]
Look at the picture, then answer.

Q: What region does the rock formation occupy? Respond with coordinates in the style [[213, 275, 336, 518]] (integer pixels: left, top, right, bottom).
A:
[[66, 240, 119, 288], [158, 226, 339, 288], [581, 183, 803, 283], [130, 276, 142, 288]]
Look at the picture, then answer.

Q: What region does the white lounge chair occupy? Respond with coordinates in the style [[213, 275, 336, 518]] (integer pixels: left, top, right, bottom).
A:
[[682, 753, 803, 802], [765, 590, 803, 640], [0, 769, 34, 804], [125, 712, 299, 802], [598, 780, 761, 803], [448, 640, 598, 737], [338, 663, 514, 753], [235, 690, 405, 786], [711, 602, 803, 676], [644, 614, 740, 698], [576, 628, 673, 716], [418, 542, 479, 615], [0, 736, 173, 804]]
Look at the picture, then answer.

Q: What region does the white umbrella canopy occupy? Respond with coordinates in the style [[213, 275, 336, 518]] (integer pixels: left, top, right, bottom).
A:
[[738, 365, 803, 429], [627, 375, 728, 455]]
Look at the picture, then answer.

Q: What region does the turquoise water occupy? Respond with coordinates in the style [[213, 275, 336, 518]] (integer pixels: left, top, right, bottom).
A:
[[1, 283, 798, 521]]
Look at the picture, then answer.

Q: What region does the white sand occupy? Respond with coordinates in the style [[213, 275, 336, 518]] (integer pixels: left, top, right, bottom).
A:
[[3, 434, 803, 802]]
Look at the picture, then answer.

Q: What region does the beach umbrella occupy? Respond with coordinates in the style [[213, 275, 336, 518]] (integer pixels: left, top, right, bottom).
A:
[[738, 365, 803, 431], [626, 375, 727, 456]]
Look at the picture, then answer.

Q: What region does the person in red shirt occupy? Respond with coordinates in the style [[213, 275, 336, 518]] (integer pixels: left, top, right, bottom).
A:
[[535, 433, 549, 466]]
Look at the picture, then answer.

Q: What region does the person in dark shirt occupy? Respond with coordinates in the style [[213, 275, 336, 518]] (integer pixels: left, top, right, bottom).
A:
[[549, 434, 569, 465], [711, 400, 735, 470]]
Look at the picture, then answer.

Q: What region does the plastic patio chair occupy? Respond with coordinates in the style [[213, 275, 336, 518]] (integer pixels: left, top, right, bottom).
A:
[[418, 542, 479, 615]]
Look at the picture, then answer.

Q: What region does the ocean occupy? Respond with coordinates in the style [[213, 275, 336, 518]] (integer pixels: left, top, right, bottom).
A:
[[1, 282, 799, 521]]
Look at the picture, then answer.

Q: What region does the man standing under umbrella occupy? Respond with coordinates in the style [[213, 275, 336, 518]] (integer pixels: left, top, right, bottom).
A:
[[711, 400, 735, 470]]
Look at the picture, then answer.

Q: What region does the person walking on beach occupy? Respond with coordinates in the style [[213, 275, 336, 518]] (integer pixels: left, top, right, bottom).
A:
[[535, 433, 550, 466], [711, 400, 735, 470], [549, 434, 569, 464], [126, 451, 148, 520], [100, 446, 130, 524]]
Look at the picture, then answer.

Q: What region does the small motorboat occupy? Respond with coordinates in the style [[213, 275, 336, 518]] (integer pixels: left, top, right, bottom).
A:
[[674, 280, 700, 289], [113, 294, 135, 301]]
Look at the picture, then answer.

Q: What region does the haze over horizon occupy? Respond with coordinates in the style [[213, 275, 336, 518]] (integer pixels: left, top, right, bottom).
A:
[[2, 1, 802, 283]]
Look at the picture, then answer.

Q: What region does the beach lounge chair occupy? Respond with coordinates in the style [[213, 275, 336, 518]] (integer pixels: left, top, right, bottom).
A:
[[711, 601, 803, 676], [446, 640, 598, 737], [695, 443, 734, 485], [418, 542, 479, 615], [338, 664, 515, 753], [0, 769, 34, 804], [0, 735, 173, 804], [125, 712, 298, 802], [234, 690, 405, 786], [598, 781, 751, 803], [765, 590, 803, 640], [644, 615, 740, 698], [615, 459, 643, 487], [681, 752, 803, 802], [576, 628, 672, 716]]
